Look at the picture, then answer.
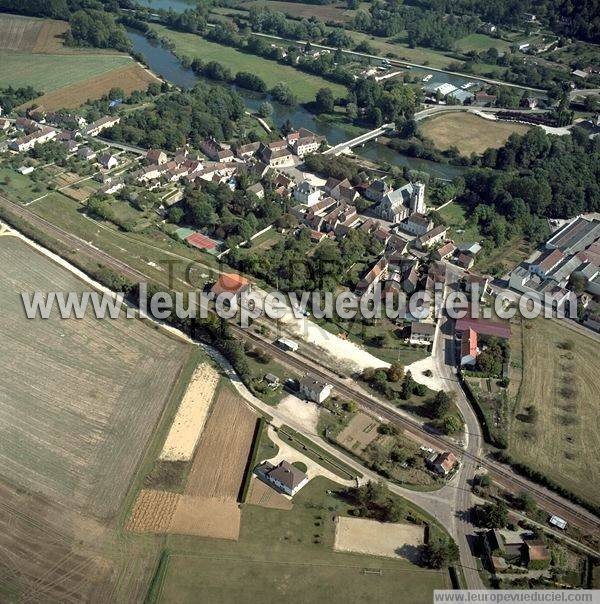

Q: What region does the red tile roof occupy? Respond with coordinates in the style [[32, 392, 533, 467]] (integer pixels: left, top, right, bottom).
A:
[[211, 273, 250, 296], [455, 317, 511, 340]]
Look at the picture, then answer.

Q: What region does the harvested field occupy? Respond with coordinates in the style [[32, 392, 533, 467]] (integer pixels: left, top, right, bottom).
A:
[[336, 412, 379, 453], [334, 517, 425, 562], [127, 490, 241, 540], [28, 63, 160, 111], [0, 52, 132, 94], [246, 477, 293, 510], [127, 489, 179, 533], [420, 112, 531, 155], [159, 363, 220, 462], [0, 471, 155, 602], [0, 235, 191, 519], [32, 19, 70, 53], [185, 388, 258, 500], [0, 14, 42, 51], [169, 495, 241, 540]]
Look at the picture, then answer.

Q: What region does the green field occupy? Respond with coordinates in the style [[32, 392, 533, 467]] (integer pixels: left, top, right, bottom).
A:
[[454, 33, 512, 53], [150, 24, 348, 102], [0, 51, 131, 92], [158, 478, 449, 603]]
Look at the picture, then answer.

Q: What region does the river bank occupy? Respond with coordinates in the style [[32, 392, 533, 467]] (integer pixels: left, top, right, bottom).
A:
[[127, 30, 467, 180]]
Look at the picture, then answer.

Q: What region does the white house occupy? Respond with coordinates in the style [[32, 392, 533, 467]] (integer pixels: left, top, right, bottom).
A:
[[99, 153, 118, 169], [257, 460, 309, 496], [294, 180, 322, 206], [84, 115, 120, 136], [299, 373, 332, 403]]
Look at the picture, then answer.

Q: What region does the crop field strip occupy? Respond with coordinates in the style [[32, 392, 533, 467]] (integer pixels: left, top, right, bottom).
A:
[[0, 14, 157, 110]]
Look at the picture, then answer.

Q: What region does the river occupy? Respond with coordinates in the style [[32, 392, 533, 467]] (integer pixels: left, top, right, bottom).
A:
[[128, 30, 466, 180]]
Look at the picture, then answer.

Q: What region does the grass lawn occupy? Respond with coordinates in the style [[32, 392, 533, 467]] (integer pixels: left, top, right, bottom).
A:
[[454, 33, 512, 53], [0, 51, 131, 92], [0, 166, 53, 203], [508, 318, 600, 508], [150, 24, 348, 102], [159, 477, 449, 603], [419, 113, 531, 156], [25, 192, 222, 285]]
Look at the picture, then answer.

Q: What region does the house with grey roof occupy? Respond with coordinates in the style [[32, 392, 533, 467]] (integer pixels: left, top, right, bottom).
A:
[[256, 460, 309, 496], [298, 373, 332, 403]]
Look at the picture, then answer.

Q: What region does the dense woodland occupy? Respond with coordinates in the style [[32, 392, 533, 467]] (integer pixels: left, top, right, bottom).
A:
[[459, 128, 600, 252], [279, 0, 598, 42], [0, 86, 39, 112], [103, 83, 246, 149]]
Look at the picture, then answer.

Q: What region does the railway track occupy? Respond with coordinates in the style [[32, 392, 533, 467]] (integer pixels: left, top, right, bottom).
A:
[[230, 327, 600, 535], [2, 195, 599, 535]]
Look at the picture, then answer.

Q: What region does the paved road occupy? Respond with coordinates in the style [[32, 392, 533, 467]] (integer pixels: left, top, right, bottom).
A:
[[323, 123, 394, 156], [431, 266, 486, 589]]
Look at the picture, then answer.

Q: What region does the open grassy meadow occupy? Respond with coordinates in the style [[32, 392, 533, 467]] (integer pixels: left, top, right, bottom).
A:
[[420, 112, 531, 156], [150, 24, 348, 102], [454, 33, 512, 53], [157, 478, 449, 603], [509, 318, 600, 507]]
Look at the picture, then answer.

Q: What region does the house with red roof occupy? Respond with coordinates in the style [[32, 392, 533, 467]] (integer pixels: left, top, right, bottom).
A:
[[211, 273, 251, 299], [460, 328, 479, 366]]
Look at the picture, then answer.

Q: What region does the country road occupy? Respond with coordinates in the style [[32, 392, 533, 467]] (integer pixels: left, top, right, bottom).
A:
[[1, 193, 599, 590]]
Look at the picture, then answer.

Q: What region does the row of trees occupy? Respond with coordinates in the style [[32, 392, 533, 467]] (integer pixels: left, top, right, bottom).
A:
[[0, 85, 39, 113]]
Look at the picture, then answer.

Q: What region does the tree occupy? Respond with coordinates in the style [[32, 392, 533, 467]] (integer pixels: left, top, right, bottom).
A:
[[428, 390, 453, 419], [516, 491, 537, 515], [342, 400, 358, 413], [168, 206, 184, 224], [441, 414, 463, 435], [315, 87, 334, 113], [476, 349, 502, 376], [346, 102, 358, 120], [270, 82, 296, 105], [423, 537, 459, 568], [258, 101, 273, 118], [475, 501, 508, 528], [386, 362, 404, 383]]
